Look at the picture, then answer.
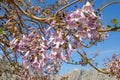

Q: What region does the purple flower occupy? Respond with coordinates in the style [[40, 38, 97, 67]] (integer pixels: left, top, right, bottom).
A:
[[22, 35, 31, 43], [10, 38, 18, 48], [22, 51, 30, 59], [18, 41, 28, 52], [82, 1, 93, 13], [32, 56, 39, 68]]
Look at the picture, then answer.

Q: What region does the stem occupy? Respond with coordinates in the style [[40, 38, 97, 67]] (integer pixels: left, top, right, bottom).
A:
[[0, 45, 19, 71], [63, 60, 81, 65], [76, 50, 109, 74], [96, 1, 120, 13], [12, 1, 54, 23], [98, 27, 120, 32], [0, 15, 7, 19], [55, 0, 82, 18], [88, 61, 109, 74]]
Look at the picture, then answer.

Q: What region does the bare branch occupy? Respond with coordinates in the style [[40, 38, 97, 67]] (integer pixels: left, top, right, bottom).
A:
[[76, 50, 109, 74], [55, 0, 82, 18], [12, 1, 54, 23]]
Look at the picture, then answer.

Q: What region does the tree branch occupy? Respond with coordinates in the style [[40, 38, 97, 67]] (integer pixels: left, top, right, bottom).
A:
[[55, 0, 82, 18], [0, 44, 19, 72], [76, 50, 109, 74], [0, 15, 6, 19], [96, 1, 120, 13], [12, 1, 54, 23], [98, 27, 120, 32]]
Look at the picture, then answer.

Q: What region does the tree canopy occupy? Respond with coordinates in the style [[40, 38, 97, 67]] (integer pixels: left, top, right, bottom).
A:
[[0, 0, 120, 80]]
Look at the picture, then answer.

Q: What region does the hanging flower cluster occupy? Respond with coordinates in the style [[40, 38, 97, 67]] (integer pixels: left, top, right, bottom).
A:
[[66, 1, 108, 42], [10, 30, 66, 74], [9, 1, 108, 75], [105, 53, 120, 79]]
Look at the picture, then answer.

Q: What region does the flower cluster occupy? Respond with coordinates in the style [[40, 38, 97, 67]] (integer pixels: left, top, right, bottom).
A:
[[10, 29, 71, 74], [105, 53, 120, 79], [9, 1, 108, 75], [66, 1, 108, 42]]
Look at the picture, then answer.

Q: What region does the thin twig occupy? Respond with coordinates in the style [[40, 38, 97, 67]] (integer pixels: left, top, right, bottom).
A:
[[0, 45, 19, 72], [96, 1, 120, 13], [98, 27, 120, 32], [55, 0, 82, 19], [76, 50, 109, 74], [12, 1, 54, 23]]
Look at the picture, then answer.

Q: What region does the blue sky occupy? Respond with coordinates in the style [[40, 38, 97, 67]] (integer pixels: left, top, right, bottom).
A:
[[59, 0, 120, 74]]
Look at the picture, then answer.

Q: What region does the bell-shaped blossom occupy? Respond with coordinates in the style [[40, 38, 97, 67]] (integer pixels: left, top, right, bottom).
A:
[[23, 51, 30, 58], [82, 1, 93, 12], [22, 35, 31, 43], [32, 56, 39, 68], [18, 41, 27, 52], [10, 38, 18, 49]]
